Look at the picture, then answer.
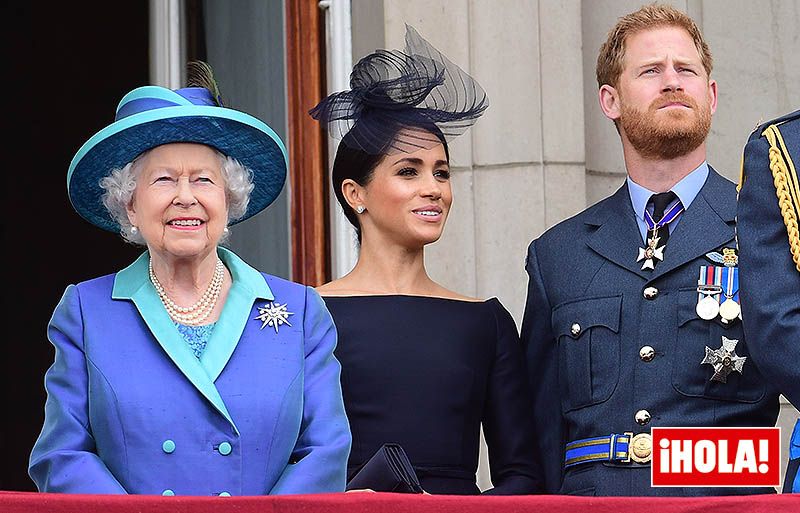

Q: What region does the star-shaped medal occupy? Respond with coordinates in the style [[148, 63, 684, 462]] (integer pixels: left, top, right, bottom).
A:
[[701, 336, 747, 383], [254, 301, 294, 333], [637, 235, 665, 270]]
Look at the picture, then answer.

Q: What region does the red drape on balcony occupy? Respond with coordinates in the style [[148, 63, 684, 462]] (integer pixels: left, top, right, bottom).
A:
[[1, 491, 796, 513]]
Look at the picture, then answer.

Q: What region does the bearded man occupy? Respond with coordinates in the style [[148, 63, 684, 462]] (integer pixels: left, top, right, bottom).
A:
[[520, 3, 779, 496]]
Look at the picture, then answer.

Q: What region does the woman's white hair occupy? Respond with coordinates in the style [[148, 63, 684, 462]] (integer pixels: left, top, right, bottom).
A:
[[99, 147, 255, 245]]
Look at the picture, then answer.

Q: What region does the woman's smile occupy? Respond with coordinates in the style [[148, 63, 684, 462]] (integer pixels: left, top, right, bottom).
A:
[[167, 217, 206, 230], [411, 204, 443, 222]]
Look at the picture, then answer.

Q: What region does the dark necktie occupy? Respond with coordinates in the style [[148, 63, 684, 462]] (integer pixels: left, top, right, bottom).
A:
[[649, 191, 678, 247]]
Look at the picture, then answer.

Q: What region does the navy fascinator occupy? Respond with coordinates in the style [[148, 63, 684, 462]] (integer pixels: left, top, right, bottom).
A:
[[309, 24, 489, 155]]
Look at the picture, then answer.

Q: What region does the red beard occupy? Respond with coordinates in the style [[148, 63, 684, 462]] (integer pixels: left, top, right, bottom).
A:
[[620, 91, 712, 160]]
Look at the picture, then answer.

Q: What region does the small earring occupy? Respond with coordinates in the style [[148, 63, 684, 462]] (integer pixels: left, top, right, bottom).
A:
[[355, 205, 366, 214], [130, 226, 138, 235], [223, 226, 229, 234]]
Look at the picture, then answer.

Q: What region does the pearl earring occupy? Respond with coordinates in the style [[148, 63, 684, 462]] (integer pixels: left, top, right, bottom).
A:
[[130, 226, 138, 235], [223, 226, 229, 234], [355, 205, 366, 214]]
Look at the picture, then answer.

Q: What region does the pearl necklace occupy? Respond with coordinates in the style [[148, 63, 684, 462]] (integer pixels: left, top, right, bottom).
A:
[[149, 258, 225, 325]]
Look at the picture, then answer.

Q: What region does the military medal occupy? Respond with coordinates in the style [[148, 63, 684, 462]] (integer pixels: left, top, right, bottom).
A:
[[696, 266, 722, 320], [637, 233, 665, 270], [719, 298, 740, 322], [637, 200, 684, 270], [718, 265, 740, 323], [696, 291, 721, 320], [701, 336, 746, 383]]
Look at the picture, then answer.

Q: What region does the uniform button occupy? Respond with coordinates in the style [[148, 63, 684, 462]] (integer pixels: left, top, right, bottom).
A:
[[643, 287, 659, 300], [219, 492, 231, 497], [635, 409, 652, 425], [639, 346, 655, 362], [570, 323, 582, 336], [162, 439, 176, 454], [162, 489, 175, 496], [218, 441, 232, 456]]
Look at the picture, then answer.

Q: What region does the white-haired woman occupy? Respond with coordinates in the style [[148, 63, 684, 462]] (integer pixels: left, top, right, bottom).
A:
[[29, 63, 351, 496]]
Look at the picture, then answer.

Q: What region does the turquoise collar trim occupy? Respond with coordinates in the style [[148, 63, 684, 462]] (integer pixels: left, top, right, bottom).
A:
[[111, 247, 274, 435], [200, 247, 272, 382], [216, 246, 273, 301]]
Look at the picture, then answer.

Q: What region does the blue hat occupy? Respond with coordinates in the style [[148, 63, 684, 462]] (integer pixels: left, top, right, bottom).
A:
[[67, 85, 288, 232]]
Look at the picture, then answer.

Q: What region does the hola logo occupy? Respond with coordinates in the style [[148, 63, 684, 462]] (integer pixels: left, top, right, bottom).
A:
[[651, 427, 781, 487]]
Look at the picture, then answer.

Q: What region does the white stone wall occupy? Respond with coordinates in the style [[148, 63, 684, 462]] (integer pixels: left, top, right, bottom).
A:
[[364, 0, 800, 493]]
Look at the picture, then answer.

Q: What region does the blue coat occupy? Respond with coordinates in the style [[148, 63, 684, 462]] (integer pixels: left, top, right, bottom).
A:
[[29, 247, 351, 496], [736, 109, 800, 493], [521, 168, 780, 496]]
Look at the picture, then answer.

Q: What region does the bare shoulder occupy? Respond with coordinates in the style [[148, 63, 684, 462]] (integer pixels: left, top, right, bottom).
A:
[[315, 278, 361, 297], [433, 285, 485, 303]]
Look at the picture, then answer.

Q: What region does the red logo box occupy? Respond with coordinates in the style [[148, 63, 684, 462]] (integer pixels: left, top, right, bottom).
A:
[[651, 427, 781, 487]]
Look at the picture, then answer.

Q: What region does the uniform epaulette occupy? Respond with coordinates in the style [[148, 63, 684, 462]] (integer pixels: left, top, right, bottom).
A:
[[738, 110, 800, 187], [749, 110, 800, 142], [763, 109, 800, 130]]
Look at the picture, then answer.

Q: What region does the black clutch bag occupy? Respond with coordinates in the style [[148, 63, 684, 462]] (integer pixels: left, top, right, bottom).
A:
[[346, 443, 424, 493]]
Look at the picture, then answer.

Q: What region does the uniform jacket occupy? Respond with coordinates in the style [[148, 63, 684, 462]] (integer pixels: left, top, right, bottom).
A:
[[737, 110, 800, 493], [737, 109, 800, 409], [521, 168, 779, 496], [29, 247, 351, 496]]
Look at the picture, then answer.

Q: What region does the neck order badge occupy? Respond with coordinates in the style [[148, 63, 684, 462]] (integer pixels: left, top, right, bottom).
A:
[[637, 193, 684, 270]]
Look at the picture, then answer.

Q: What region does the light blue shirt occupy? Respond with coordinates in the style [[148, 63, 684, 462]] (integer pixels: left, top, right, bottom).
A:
[[627, 162, 709, 243]]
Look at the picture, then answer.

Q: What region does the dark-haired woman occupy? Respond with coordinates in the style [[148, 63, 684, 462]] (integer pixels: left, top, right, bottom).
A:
[[310, 25, 542, 495]]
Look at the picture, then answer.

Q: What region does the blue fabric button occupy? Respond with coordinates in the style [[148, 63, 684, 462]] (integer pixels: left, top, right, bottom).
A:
[[162, 440, 176, 454], [218, 441, 232, 455], [162, 489, 175, 496], [219, 492, 231, 497]]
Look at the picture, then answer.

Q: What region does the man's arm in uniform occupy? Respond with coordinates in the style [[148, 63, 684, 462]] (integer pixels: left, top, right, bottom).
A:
[[737, 110, 800, 409]]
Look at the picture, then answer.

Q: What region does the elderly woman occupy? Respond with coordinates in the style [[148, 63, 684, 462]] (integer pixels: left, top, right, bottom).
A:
[[29, 62, 351, 496], [310, 26, 542, 495]]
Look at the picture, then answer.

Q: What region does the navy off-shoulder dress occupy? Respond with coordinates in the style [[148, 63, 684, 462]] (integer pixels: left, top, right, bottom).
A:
[[323, 295, 542, 495]]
